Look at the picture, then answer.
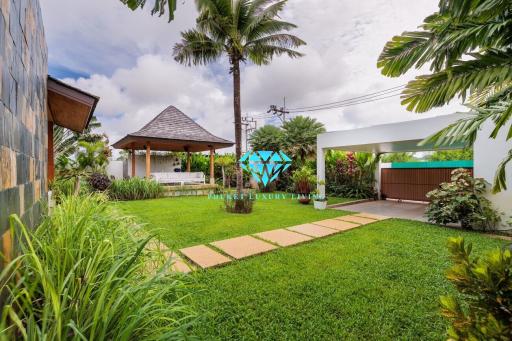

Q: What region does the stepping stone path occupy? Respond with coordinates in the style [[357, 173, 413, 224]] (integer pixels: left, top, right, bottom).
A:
[[255, 229, 313, 247], [312, 219, 360, 231], [159, 213, 390, 272], [211, 235, 278, 259], [287, 223, 340, 238], [180, 245, 232, 268], [145, 240, 195, 274]]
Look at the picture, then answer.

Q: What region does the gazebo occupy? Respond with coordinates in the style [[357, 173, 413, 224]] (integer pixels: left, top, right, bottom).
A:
[[112, 105, 234, 184]]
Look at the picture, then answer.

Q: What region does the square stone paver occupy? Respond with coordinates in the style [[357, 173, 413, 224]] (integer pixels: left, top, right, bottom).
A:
[[180, 245, 232, 269], [166, 251, 195, 273], [254, 229, 313, 247], [335, 215, 377, 225], [287, 223, 340, 238], [313, 219, 360, 231], [354, 212, 390, 220], [211, 235, 277, 259]]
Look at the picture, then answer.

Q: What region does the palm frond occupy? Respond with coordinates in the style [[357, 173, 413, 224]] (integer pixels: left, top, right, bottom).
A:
[[377, 31, 434, 77], [401, 50, 512, 112], [120, 0, 177, 22], [246, 45, 304, 65], [173, 30, 224, 66], [493, 148, 512, 192], [246, 33, 305, 49], [242, 1, 287, 37]]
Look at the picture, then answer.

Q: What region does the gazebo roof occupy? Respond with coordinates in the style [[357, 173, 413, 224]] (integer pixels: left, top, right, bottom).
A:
[[113, 105, 234, 152]]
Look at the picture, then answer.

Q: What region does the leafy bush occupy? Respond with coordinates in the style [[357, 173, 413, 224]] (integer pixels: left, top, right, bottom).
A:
[[109, 177, 163, 201], [440, 237, 512, 340], [291, 166, 316, 194], [50, 177, 91, 203], [0, 195, 196, 340], [224, 191, 255, 214], [325, 151, 378, 199], [88, 172, 112, 192], [426, 169, 501, 230]]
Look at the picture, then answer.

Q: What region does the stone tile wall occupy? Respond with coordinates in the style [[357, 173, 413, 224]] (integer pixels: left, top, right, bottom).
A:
[[0, 0, 48, 247]]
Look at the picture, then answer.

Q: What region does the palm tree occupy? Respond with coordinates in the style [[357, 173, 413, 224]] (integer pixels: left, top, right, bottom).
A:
[[249, 125, 284, 152], [173, 0, 305, 199], [282, 116, 325, 164], [377, 0, 512, 192]]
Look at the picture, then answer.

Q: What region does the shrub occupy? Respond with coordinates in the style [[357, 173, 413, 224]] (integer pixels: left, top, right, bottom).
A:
[[0, 195, 196, 340], [291, 166, 316, 194], [109, 177, 163, 201], [440, 237, 512, 340], [50, 177, 91, 203], [224, 191, 255, 214], [88, 172, 112, 192], [426, 168, 501, 230]]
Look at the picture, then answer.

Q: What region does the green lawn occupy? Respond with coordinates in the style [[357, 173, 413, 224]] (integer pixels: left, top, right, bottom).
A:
[[117, 196, 506, 340], [116, 195, 352, 249]]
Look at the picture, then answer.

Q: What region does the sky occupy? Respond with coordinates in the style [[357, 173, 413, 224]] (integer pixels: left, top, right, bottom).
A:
[[40, 0, 464, 153]]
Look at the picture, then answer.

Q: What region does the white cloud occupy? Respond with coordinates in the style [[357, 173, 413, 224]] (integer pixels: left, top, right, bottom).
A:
[[41, 0, 466, 155]]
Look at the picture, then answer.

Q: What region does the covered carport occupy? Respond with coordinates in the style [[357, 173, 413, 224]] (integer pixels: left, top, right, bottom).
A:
[[316, 113, 512, 229]]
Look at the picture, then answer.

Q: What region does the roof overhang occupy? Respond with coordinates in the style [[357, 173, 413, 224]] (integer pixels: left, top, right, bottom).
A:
[[317, 113, 470, 153], [112, 135, 234, 152], [47, 76, 99, 133]]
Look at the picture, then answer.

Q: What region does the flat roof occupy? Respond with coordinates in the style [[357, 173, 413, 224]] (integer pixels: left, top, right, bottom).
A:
[[317, 113, 470, 153]]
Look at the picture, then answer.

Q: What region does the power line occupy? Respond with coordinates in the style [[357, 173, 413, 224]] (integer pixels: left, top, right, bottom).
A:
[[287, 85, 406, 111], [288, 93, 402, 113]]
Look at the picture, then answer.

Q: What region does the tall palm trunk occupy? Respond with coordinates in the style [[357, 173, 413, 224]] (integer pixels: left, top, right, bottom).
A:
[[232, 58, 243, 197]]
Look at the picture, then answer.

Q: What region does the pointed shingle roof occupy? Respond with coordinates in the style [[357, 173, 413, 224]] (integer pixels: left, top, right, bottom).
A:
[[112, 105, 234, 152]]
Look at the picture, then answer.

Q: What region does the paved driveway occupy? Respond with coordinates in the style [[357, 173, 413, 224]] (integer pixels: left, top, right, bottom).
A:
[[334, 200, 428, 222]]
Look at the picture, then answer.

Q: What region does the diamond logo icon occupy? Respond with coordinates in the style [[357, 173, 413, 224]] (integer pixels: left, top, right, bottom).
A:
[[240, 150, 292, 186]]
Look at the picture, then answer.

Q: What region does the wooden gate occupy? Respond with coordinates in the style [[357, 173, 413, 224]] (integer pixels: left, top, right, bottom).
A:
[[380, 167, 473, 202]]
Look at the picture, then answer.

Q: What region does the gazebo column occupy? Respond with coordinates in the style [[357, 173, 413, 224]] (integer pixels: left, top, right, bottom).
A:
[[145, 143, 151, 179], [186, 150, 191, 172], [131, 147, 136, 177], [209, 148, 215, 185]]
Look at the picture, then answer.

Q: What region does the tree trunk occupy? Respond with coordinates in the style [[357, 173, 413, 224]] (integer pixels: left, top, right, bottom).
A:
[[74, 175, 81, 196], [222, 166, 226, 188], [232, 59, 243, 198]]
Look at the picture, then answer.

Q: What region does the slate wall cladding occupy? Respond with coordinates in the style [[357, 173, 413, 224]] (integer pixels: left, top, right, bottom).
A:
[[0, 0, 48, 236]]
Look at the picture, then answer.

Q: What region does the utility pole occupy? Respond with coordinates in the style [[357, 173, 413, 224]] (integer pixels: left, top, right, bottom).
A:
[[241, 115, 257, 152], [267, 97, 289, 124]]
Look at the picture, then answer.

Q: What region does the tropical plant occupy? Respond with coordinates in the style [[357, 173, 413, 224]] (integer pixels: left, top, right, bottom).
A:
[[120, 0, 178, 22], [53, 116, 103, 161], [282, 116, 325, 165], [377, 0, 512, 193], [325, 152, 379, 199], [88, 172, 112, 192], [427, 149, 473, 161], [109, 177, 164, 200], [426, 168, 501, 230], [249, 125, 284, 152], [173, 0, 305, 212], [215, 154, 235, 187], [0, 195, 196, 340], [223, 190, 255, 214], [440, 237, 512, 340], [56, 140, 110, 195], [291, 166, 316, 204]]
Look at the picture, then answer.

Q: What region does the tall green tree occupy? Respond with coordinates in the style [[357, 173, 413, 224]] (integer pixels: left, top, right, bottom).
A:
[[173, 0, 305, 198], [54, 116, 103, 161], [377, 0, 512, 192], [282, 116, 325, 164], [249, 125, 283, 152]]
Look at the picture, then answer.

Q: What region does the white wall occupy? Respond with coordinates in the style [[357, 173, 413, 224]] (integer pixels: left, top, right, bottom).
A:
[[127, 154, 182, 178], [474, 121, 512, 229], [106, 160, 124, 179]]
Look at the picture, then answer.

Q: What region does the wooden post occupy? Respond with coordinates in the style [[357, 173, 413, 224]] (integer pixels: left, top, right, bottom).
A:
[[145, 143, 151, 179], [48, 122, 54, 182], [186, 151, 191, 172], [209, 148, 215, 185], [131, 148, 136, 177]]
